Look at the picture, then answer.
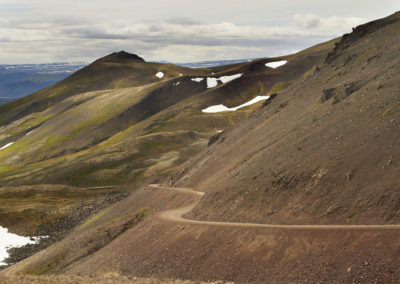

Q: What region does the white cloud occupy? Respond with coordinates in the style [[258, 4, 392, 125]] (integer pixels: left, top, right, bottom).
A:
[[0, 0, 398, 63], [294, 13, 368, 33]]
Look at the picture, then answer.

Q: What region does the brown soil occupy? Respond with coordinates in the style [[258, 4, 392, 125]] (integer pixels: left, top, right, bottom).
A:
[[0, 274, 227, 284], [2, 184, 400, 283], [155, 184, 400, 229]]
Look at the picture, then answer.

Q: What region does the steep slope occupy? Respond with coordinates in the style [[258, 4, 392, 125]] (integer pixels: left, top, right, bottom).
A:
[[178, 11, 400, 226]]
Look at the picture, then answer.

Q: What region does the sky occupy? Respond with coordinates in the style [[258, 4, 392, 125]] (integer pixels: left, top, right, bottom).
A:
[[0, 0, 399, 64]]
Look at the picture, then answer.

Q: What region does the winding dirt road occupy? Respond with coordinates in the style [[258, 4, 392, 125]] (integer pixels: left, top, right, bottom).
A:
[[150, 184, 400, 230]]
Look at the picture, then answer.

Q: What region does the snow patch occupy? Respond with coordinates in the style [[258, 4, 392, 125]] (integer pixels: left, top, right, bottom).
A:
[[192, 74, 243, 88], [206, 73, 243, 88], [0, 142, 14, 150], [0, 226, 42, 265], [207, 78, 218, 88], [155, 72, 164, 79], [202, 105, 231, 113], [202, 96, 269, 113], [265, 60, 287, 68], [218, 73, 243, 84], [173, 82, 181, 86], [179, 73, 183, 76]]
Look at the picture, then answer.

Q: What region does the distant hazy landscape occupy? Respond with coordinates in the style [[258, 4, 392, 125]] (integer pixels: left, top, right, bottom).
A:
[[0, 63, 86, 105]]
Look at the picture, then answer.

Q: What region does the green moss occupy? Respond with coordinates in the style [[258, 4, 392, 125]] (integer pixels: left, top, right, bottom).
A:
[[242, 82, 266, 100], [163, 113, 177, 122], [80, 207, 111, 229], [8, 114, 52, 137], [381, 100, 399, 118], [111, 208, 149, 225], [302, 65, 317, 78], [233, 160, 245, 169], [0, 165, 11, 171], [31, 252, 65, 275], [131, 169, 146, 185], [146, 124, 167, 134], [139, 135, 178, 152], [354, 46, 377, 65], [270, 81, 287, 93]]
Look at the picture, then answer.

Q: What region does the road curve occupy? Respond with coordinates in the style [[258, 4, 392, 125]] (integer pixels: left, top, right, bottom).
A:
[[149, 184, 400, 230]]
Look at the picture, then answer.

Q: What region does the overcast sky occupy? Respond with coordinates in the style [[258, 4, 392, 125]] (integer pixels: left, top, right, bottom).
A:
[[0, 0, 399, 64]]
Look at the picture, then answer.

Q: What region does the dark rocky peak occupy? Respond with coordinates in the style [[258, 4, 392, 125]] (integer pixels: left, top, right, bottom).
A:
[[326, 11, 400, 64], [95, 51, 146, 64]]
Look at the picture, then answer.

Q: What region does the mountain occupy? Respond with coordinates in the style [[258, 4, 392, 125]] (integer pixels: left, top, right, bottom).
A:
[[0, 58, 253, 106], [2, 11, 400, 283]]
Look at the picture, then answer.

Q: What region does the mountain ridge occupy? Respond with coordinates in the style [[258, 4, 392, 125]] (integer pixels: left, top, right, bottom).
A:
[[95, 51, 146, 63]]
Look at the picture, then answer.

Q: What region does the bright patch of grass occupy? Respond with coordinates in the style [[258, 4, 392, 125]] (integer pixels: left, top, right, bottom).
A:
[[80, 207, 111, 229], [31, 252, 66, 275], [270, 81, 287, 93]]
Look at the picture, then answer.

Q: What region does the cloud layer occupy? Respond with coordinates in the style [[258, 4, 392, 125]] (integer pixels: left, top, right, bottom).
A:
[[0, 0, 398, 63]]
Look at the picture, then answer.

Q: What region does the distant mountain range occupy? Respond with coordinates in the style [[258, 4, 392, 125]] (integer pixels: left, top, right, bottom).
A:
[[177, 58, 252, 68], [0, 59, 252, 105], [0, 63, 87, 105]]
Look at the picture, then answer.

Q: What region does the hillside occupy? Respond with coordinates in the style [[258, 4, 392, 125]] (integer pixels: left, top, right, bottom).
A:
[[180, 11, 400, 226], [0, 38, 331, 245], [3, 11, 400, 283]]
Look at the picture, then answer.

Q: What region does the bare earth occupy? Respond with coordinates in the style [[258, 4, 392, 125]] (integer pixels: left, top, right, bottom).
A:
[[0, 274, 230, 284], [3, 183, 400, 283], [153, 184, 400, 230]]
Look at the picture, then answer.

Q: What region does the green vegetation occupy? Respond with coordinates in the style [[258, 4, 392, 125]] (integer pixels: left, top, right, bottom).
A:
[[79, 207, 111, 229], [381, 100, 400, 117], [354, 46, 377, 64], [31, 252, 66, 275], [109, 208, 149, 228], [270, 81, 287, 93], [302, 65, 317, 78], [0, 185, 123, 234]]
